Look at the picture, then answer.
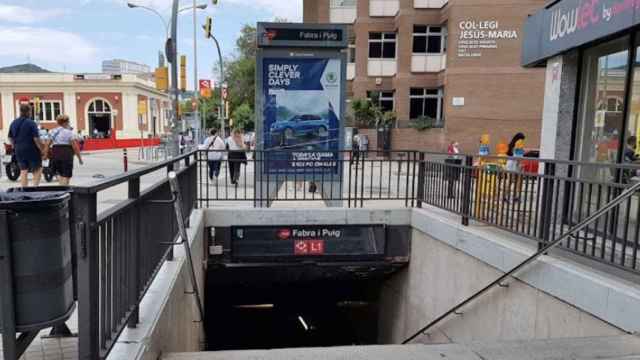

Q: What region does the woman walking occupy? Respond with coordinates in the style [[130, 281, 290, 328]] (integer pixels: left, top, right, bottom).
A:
[[48, 115, 83, 185], [226, 129, 247, 186], [202, 128, 226, 180]]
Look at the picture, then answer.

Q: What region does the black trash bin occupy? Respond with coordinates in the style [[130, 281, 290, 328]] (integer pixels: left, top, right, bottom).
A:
[[0, 190, 74, 332]]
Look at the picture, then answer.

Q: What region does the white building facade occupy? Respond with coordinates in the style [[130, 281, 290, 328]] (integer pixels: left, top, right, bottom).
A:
[[0, 73, 171, 141]]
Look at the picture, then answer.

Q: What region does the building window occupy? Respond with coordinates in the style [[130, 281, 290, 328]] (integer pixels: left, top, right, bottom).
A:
[[349, 44, 356, 63], [413, 25, 447, 54], [367, 91, 395, 112], [369, 32, 396, 59], [30, 100, 62, 122], [410, 88, 444, 124], [331, 0, 356, 7]]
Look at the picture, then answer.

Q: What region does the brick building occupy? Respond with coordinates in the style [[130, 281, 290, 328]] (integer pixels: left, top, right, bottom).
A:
[[304, 0, 547, 153], [0, 73, 170, 145]]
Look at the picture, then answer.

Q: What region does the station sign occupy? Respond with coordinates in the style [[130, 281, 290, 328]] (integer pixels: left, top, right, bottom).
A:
[[230, 225, 386, 259], [257, 22, 348, 48]]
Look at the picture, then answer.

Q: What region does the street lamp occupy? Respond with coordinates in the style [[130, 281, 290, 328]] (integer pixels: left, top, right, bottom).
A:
[[127, 2, 169, 38], [126, 2, 207, 38], [128, 1, 208, 150]]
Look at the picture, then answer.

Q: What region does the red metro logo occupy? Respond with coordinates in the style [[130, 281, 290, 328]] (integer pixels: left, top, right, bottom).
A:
[[276, 228, 291, 240]]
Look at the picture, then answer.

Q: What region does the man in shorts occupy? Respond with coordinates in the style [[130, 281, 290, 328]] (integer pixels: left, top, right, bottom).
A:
[[8, 104, 45, 187]]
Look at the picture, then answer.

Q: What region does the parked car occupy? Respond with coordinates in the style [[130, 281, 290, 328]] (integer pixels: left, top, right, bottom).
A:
[[270, 114, 330, 141]]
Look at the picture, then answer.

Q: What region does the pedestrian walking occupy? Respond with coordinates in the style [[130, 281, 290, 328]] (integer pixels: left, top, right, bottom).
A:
[[8, 104, 45, 187], [505, 132, 526, 202], [47, 115, 83, 186], [226, 129, 247, 186], [202, 128, 226, 180], [178, 132, 187, 155], [359, 134, 369, 159], [352, 133, 360, 164]]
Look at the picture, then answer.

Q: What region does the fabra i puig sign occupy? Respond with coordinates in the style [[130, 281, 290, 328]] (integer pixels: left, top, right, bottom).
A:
[[523, 0, 640, 66]]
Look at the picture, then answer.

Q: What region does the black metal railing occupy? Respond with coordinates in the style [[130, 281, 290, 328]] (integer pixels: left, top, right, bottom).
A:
[[196, 150, 420, 208], [72, 151, 197, 360], [196, 149, 640, 275], [418, 153, 640, 274], [403, 178, 640, 344]]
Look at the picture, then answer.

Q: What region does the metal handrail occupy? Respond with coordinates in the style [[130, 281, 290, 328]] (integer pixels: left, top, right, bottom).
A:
[[73, 150, 197, 194], [402, 180, 640, 344]]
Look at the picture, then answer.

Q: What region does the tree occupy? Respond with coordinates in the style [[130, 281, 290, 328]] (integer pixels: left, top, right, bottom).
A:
[[231, 103, 254, 131], [236, 24, 257, 59]]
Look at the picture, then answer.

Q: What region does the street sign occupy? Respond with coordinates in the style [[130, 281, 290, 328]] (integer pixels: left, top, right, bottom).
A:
[[180, 55, 187, 92], [221, 83, 228, 101], [155, 67, 169, 91], [199, 79, 212, 98], [137, 100, 147, 116], [165, 38, 175, 63], [230, 225, 386, 259]]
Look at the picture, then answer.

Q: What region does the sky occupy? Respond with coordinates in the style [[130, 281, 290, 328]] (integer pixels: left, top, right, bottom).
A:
[[0, 0, 303, 90]]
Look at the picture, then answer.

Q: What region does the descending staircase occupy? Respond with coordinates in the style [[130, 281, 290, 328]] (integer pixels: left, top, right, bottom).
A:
[[163, 335, 640, 360]]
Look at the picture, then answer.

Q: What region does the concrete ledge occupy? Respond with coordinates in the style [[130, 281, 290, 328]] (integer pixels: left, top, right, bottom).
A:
[[411, 206, 640, 334], [108, 210, 206, 360], [204, 208, 412, 227]]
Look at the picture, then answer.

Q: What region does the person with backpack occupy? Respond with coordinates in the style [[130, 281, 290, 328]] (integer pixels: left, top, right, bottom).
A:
[[201, 128, 226, 180], [8, 104, 45, 187]]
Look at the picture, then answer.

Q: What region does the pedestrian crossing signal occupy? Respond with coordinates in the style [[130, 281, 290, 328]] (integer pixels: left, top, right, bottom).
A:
[[203, 17, 212, 39]]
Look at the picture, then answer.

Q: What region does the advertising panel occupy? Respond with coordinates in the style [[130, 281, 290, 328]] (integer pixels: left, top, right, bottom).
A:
[[262, 57, 342, 174]]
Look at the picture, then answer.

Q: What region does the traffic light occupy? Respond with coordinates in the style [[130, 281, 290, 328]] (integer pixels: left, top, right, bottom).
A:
[[180, 55, 187, 92], [203, 16, 212, 39]]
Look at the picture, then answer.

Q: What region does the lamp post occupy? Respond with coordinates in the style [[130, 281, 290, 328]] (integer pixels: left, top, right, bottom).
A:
[[127, 1, 207, 155]]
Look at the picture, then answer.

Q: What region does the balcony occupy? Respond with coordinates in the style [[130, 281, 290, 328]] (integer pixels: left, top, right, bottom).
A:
[[414, 0, 448, 8], [369, 0, 399, 17], [330, 0, 357, 23], [368, 59, 397, 76], [411, 54, 446, 72], [347, 63, 356, 80]]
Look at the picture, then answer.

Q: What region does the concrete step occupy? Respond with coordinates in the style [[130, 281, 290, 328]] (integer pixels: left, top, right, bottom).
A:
[[163, 335, 640, 360]]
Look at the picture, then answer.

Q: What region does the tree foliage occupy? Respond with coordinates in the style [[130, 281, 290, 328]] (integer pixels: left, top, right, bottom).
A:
[[350, 98, 396, 129], [232, 103, 254, 131]]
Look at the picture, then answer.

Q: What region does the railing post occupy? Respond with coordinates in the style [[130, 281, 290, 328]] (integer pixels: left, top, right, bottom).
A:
[[416, 152, 426, 208], [74, 191, 100, 360], [166, 161, 175, 262], [461, 155, 473, 226], [538, 162, 556, 250], [127, 177, 141, 328]]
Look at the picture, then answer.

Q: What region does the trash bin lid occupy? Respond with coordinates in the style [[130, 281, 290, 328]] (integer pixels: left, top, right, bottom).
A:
[[0, 191, 70, 210]]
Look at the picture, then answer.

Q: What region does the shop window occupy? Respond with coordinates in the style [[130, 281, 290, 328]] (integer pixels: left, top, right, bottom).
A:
[[29, 100, 62, 122], [606, 97, 623, 112], [576, 37, 629, 176], [369, 32, 396, 59], [367, 91, 395, 112], [413, 25, 446, 54], [409, 88, 443, 125]]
